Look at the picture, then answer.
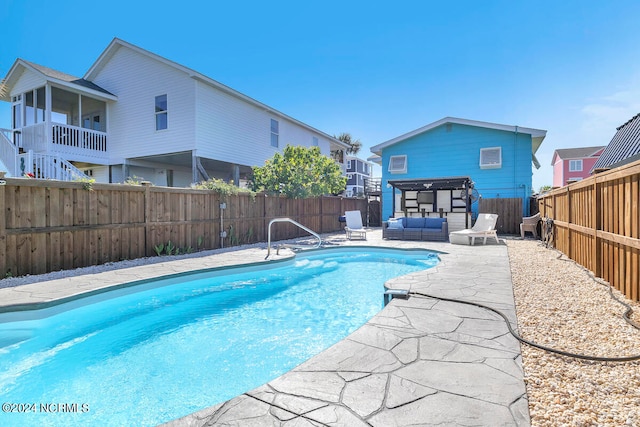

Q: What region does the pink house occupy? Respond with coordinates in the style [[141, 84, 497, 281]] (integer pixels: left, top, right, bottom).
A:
[[551, 146, 605, 187]]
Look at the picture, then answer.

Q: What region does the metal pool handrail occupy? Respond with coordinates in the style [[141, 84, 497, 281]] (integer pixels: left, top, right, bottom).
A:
[[266, 218, 321, 259]]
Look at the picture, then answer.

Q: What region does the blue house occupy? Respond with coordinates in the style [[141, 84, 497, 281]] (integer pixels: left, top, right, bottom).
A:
[[370, 117, 546, 231], [345, 155, 374, 197]]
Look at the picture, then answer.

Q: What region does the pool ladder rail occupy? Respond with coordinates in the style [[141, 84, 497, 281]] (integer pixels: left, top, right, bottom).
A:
[[266, 218, 322, 259]]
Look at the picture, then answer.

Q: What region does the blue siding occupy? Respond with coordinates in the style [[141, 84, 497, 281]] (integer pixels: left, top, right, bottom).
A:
[[381, 123, 533, 219]]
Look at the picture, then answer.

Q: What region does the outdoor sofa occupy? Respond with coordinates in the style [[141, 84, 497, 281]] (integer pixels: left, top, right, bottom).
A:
[[383, 217, 448, 241]]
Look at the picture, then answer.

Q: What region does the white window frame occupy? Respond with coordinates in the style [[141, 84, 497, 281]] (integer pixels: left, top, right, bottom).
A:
[[569, 159, 583, 172], [270, 119, 279, 147], [155, 94, 168, 131], [479, 147, 502, 169], [388, 155, 407, 174]]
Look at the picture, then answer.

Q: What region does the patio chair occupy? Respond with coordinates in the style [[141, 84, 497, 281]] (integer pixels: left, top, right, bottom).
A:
[[449, 213, 500, 245], [344, 210, 367, 240], [520, 212, 541, 239]]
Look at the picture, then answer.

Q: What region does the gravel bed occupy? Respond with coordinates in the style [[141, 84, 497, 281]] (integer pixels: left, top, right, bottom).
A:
[[508, 239, 640, 427]]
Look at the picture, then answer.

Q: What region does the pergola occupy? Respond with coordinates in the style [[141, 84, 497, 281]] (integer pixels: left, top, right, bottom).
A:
[[387, 176, 474, 228]]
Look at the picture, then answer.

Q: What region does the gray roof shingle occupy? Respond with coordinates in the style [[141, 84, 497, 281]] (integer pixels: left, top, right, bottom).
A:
[[553, 146, 604, 163], [592, 113, 640, 171], [23, 60, 114, 96]]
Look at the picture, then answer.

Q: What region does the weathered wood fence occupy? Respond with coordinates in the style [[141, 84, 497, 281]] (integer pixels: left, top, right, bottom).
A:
[[538, 159, 640, 302], [478, 197, 522, 234], [0, 179, 367, 277]]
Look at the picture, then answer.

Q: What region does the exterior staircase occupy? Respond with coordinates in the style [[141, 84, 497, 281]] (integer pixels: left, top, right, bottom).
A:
[[0, 128, 87, 181]]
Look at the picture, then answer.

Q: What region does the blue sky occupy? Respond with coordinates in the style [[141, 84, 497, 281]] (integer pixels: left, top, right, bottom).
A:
[[2, 0, 640, 190]]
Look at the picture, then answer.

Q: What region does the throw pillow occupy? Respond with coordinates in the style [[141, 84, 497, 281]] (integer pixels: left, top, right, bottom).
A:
[[387, 219, 404, 230]]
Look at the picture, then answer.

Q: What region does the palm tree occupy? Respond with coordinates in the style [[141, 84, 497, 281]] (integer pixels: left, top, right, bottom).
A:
[[334, 132, 362, 155]]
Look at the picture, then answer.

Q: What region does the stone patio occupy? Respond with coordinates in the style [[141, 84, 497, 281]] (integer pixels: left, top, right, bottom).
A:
[[0, 229, 528, 426]]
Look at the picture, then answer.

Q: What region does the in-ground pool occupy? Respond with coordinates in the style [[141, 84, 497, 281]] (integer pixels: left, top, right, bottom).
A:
[[0, 247, 439, 426]]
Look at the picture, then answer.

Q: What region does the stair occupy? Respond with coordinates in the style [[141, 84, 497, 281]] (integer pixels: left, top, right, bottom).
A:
[[0, 129, 86, 181], [0, 129, 18, 176]]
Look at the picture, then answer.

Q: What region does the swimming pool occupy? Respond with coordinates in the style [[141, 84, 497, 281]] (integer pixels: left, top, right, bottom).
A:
[[0, 247, 438, 426]]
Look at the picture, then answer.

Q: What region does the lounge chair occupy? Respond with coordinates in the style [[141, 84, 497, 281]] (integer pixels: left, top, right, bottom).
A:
[[520, 212, 540, 239], [449, 213, 500, 245], [344, 210, 367, 240]]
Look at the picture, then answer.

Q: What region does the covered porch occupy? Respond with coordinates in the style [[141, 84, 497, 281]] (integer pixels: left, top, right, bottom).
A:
[[388, 176, 475, 231], [1, 59, 116, 168], [12, 86, 112, 164]]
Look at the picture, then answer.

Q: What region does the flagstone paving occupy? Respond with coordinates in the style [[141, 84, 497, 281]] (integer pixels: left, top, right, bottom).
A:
[[163, 231, 528, 426], [0, 229, 528, 426]]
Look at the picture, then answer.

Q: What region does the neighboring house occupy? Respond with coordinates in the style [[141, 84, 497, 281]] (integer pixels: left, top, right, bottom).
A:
[[369, 117, 546, 229], [551, 146, 605, 187], [345, 155, 373, 197], [592, 113, 640, 173], [0, 38, 348, 186]]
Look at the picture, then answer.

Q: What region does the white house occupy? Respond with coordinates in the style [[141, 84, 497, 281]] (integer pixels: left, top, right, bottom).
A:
[[0, 38, 348, 186], [344, 155, 373, 197]]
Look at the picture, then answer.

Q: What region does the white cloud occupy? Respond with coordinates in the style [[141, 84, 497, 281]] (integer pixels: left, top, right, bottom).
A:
[[532, 86, 640, 192], [580, 89, 640, 140]]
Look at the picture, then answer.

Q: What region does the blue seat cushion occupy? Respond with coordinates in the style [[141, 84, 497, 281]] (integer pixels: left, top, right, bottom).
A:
[[424, 218, 446, 229], [405, 217, 426, 228]]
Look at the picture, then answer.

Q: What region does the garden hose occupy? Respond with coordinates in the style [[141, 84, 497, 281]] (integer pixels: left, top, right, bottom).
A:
[[547, 245, 640, 331], [409, 291, 640, 362]]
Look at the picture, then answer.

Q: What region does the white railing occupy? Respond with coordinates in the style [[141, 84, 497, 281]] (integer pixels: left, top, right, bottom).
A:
[[0, 128, 18, 176], [18, 151, 87, 181], [19, 122, 108, 162], [52, 123, 107, 152], [266, 218, 322, 259]]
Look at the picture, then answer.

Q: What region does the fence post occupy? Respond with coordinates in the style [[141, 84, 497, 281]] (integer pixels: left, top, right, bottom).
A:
[[593, 179, 602, 277], [142, 181, 152, 257], [566, 186, 572, 260]]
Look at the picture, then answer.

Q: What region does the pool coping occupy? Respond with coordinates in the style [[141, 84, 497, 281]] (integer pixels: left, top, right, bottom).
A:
[[0, 230, 529, 426]]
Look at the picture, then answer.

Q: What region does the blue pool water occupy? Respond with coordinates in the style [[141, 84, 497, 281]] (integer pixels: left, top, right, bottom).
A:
[[0, 247, 438, 426]]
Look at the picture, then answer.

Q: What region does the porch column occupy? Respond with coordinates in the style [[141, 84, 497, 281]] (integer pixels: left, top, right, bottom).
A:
[[192, 151, 198, 184], [230, 164, 240, 185], [45, 85, 52, 146], [122, 160, 129, 182]]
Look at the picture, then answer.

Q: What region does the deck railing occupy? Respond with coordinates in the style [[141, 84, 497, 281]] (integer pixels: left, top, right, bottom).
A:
[[17, 151, 87, 181], [20, 122, 108, 162]]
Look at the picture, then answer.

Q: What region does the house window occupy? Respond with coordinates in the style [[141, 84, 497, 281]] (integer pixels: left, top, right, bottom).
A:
[[155, 95, 168, 130], [480, 147, 502, 169], [388, 155, 407, 174], [270, 119, 279, 147], [312, 136, 318, 146], [569, 159, 583, 172], [347, 160, 352, 169]]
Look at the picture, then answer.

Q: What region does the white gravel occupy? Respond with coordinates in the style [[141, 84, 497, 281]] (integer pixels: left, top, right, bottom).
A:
[[508, 239, 640, 427]]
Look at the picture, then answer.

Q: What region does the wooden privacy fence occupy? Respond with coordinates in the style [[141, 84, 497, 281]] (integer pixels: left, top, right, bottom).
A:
[[538, 158, 640, 302], [0, 179, 367, 277], [478, 197, 522, 234]]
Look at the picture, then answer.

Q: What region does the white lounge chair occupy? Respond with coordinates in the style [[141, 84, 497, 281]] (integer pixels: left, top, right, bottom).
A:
[[344, 210, 367, 240], [449, 213, 500, 245]]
